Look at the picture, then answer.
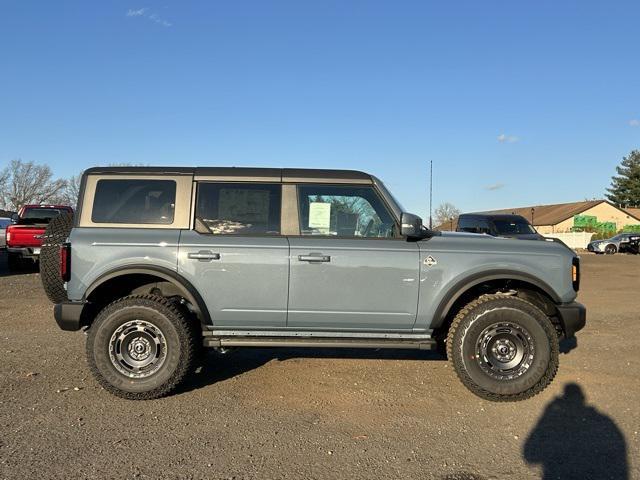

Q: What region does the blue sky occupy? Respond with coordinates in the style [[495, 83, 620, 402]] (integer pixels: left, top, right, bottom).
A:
[[1, 1, 639, 219]]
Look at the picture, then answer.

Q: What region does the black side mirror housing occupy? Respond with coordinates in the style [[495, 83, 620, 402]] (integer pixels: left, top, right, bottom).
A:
[[401, 212, 424, 238], [11, 213, 19, 223]]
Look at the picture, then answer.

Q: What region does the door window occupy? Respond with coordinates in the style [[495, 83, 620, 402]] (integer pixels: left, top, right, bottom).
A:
[[195, 183, 281, 235], [297, 185, 396, 238]]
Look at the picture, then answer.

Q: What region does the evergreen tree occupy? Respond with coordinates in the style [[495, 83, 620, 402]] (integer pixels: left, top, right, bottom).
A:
[[606, 150, 640, 207]]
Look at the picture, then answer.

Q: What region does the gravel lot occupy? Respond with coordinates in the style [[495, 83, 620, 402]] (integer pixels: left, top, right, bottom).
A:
[[0, 252, 637, 480]]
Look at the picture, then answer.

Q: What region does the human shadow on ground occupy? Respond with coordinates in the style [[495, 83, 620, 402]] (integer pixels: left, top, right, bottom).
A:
[[523, 383, 628, 480], [177, 347, 444, 395]]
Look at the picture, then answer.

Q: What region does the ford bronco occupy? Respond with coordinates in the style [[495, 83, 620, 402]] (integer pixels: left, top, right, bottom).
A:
[[41, 167, 585, 401]]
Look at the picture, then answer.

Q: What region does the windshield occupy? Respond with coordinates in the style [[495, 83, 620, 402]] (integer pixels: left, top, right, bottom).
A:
[[19, 208, 64, 224], [493, 219, 537, 235]]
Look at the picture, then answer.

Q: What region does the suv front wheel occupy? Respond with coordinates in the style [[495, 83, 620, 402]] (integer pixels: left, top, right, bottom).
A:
[[447, 294, 559, 402], [86, 295, 198, 400]]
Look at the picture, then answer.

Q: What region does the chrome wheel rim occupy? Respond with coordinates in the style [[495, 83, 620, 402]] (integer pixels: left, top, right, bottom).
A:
[[109, 320, 167, 378], [475, 322, 534, 380]]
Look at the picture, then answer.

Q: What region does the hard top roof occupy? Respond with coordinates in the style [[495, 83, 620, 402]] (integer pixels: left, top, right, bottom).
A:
[[83, 166, 372, 183]]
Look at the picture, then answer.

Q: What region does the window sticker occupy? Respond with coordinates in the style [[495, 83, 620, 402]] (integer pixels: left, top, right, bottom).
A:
[[308, 202, 331, 234]]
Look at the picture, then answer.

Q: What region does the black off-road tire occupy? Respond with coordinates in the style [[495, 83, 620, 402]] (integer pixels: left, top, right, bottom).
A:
[[40, 212, 74, 303], [446, 294, 559, 402], [86, 295, 199, 400]]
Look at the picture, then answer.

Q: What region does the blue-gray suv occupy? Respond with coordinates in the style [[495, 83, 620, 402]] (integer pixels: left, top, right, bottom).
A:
[[40, 166, 586, 402]]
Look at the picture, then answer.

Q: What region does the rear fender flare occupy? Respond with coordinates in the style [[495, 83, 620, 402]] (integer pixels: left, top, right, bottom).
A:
[[84, 265, 212, 326]]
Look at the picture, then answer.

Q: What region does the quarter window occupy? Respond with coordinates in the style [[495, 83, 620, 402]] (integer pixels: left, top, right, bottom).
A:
[[91, 180, 176, 224], [195, 183, 281, 235], [297, 185, 396, 238]]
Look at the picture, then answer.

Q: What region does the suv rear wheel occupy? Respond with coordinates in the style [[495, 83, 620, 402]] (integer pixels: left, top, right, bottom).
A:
[[447, 294, 559, 402], [86, 295, 198, 400]]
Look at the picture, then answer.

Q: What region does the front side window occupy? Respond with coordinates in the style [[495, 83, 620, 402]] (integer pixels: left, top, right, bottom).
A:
[[297, 185, 396, 238], [92, 179, 176, 224], [195, 183, 281, 235]]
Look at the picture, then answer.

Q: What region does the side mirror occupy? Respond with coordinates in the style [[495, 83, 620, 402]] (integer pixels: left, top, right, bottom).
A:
[[11, 213, 19, 223], [401, 212, 423, 238]]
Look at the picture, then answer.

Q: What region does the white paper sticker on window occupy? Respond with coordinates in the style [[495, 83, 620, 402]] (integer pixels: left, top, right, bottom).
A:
[[308, 202, 331, 233]]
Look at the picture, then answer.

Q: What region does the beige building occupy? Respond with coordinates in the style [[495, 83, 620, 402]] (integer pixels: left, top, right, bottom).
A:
[[479, 200, 640, 234]]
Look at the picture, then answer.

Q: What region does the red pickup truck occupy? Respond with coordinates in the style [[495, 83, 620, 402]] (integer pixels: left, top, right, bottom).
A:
[[6, 205, 74, 270]]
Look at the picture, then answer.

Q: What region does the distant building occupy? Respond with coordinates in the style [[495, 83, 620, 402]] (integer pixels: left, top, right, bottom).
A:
[[438, 200, 640, 234]]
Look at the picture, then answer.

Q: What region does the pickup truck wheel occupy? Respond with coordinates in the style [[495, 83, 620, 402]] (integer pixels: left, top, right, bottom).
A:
[[40, 212, 74, 303], [86, 295, 198, 400], [446, 294, 559, 402], [7, 252, 22, 272]]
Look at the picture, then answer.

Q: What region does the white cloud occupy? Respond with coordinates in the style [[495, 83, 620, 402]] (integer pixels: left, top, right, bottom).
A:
[[148, 13, 172, 27], [126, 8, 147, 17], [485, 183, 505, 191], [497, 133, 519, 143], [630, 119, 640, 127], [126, 8, 172, 27]]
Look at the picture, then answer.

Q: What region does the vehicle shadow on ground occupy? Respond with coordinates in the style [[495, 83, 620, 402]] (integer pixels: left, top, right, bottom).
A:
[[0, 251, 39, 277], [178, 348, 445, 395], [523, 383, 628, 480]]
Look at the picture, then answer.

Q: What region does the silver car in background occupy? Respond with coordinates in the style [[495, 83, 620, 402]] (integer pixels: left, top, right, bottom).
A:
[[0, 218, 12, 248], [587, 233, 640, 254]]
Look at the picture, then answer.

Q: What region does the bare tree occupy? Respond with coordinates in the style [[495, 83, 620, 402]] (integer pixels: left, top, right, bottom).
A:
[[0, 159, 67, 210], [434, 202, 461, 230], [61, 173, 82, 208]]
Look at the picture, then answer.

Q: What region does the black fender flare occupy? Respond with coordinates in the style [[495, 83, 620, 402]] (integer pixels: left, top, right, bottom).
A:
[[431, 270, 561, 329], [84, 265, 212, 326]]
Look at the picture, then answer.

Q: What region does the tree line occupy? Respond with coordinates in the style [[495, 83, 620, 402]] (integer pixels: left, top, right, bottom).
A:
[[0, 159, 80, 212], [2, 150, 640, 220]]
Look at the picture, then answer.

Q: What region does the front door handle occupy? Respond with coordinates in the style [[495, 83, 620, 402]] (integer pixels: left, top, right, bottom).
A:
[[188, 251, 221, 261], [298, 254, 331, 263]]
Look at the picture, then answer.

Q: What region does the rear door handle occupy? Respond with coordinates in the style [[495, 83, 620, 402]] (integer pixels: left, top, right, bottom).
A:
[[188, 251, 221, 261], [298, 254, 331, 263]]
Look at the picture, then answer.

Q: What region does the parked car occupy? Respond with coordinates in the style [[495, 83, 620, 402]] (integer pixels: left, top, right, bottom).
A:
[[42, 166, 585, 402], [456, 213, 545, 240], [587, 233, 640, 254], [0, 217, 12, 248], [6, 205, 74, 270]]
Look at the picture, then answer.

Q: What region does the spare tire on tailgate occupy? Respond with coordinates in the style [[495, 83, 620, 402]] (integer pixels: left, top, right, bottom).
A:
[[40, 212, 74, 303]]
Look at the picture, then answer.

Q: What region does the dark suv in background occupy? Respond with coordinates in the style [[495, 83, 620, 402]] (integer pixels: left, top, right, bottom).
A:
[[457, 213, 544, 240]]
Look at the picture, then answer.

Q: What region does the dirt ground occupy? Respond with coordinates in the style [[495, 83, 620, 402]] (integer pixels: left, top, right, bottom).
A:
[[0, 252, 637, 480]]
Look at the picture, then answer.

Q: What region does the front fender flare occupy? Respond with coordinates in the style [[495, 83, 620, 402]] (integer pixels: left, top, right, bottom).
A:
[[431, 269, 561, 329]]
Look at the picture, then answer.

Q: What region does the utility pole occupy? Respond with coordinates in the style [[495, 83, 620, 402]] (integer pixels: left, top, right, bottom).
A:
[[429, 160, 433, 229]]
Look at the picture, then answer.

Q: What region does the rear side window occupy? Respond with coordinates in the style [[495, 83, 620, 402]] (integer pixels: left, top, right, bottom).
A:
[[195, 183, 281, 235], [91, 180, 176, 224]]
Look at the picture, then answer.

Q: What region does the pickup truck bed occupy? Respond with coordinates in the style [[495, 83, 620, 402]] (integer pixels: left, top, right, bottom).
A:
[[6, 204, 73, 269]]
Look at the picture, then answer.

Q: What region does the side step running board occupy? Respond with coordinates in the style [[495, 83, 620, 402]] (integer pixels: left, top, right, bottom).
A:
[[204, 336, 437, 350]]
